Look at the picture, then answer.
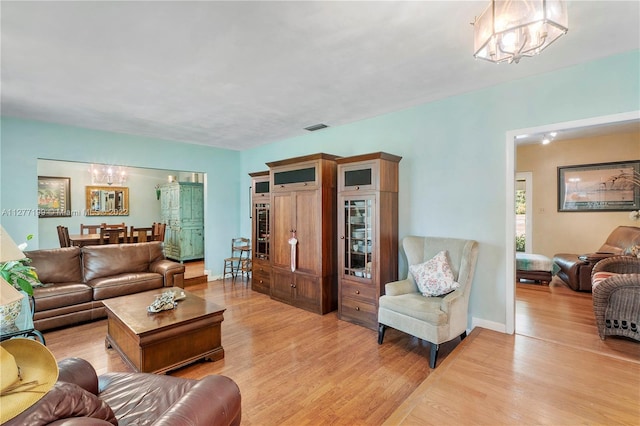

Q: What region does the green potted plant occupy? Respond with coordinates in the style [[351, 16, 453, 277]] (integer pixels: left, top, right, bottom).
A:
[[0, 258, 40, 296], [0, 233, 41, 296]]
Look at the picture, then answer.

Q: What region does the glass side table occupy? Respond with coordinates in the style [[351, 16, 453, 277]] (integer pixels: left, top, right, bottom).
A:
[[0, 294, 46, 345]]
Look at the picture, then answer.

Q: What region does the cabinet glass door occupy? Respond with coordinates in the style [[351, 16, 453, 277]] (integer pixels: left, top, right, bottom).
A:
[[255, 203, 270, 260], [343, 198, 373, 278]]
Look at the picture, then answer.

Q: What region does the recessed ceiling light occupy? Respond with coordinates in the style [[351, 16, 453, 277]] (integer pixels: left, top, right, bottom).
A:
[[304, 123, 329, 132], [549, 131, 558, 137], [542, 137, 551, 145], [515, 134, 529, 139]]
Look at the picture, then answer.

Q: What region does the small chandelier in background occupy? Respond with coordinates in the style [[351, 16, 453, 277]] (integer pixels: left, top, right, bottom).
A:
[[473, 0, 568, 64], [89, 164, 127, 186]]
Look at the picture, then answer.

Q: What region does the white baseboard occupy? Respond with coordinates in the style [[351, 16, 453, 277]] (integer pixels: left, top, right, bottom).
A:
[[471, 317, 508, 334]]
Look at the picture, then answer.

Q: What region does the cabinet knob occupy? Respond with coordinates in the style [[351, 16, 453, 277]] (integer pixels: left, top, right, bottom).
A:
[[303, 183, 308, 186], [259, 280, 263, 284], [355, 290, 360, 294], [340, 236, 345, 240], [355, 306, 360, 311], [355, 186, 360, 190], [292, 284, 296, 288]]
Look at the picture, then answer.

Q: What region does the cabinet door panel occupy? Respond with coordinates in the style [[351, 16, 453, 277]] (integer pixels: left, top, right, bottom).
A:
[[295, 190, 319, 275], [271, 268, 293, 304], [294, 273, 320, 313], [272, 193, 293, 270]]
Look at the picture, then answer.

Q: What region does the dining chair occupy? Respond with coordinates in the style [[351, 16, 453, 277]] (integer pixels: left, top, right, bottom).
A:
[[99, 226, 126, 244], [152, 222, 167, 242], [102, 222, 126, 230], [56, 226, 71, 248], [129, 226, 153, 243], [79, 224, 101, 235]]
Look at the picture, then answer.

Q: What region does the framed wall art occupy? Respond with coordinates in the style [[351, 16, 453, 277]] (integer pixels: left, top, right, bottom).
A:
[[37, 176, 71, 217], [558, 160, 640, 212]]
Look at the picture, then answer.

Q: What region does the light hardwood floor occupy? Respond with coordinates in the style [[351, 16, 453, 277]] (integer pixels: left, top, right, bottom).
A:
[[42, 276, 640, 425]]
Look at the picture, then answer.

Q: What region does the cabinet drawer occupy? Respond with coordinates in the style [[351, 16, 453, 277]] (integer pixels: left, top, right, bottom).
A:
[[251, 269, 270, 295], [340, 296, 377, 329], [252, 267, 271, 284], [341, 280, 376, 301]]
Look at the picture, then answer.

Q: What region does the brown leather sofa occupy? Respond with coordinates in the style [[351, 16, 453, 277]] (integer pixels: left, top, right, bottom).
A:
[[5, 357, 241, 425], [553, 226, 640, 291], [26, 241, 185, 331]]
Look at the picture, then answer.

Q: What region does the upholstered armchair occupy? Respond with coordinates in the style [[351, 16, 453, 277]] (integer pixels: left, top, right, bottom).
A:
[[378, 236, 479, 368], [591, 255, 640, 342]]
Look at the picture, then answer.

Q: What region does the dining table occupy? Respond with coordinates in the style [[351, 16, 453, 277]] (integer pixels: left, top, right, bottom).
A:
[[68, 233, 127, 247]]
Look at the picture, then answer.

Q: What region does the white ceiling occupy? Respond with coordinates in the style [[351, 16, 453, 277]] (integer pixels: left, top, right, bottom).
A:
[[2, 1, 639, 151]]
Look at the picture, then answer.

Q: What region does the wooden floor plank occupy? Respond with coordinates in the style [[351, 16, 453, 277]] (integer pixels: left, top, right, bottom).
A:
[[42, 276, 640, 425]]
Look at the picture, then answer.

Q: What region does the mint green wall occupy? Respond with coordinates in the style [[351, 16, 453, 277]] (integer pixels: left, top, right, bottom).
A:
[[0, 119, 240, 275], [1, 51, 638, 330], [240, 50, 640, 328]]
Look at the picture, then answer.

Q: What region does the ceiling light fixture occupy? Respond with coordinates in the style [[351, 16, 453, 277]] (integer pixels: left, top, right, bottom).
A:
[[541, 131, 558, 145], [473, 0, 568, 64], [89, 164, 127, 186]]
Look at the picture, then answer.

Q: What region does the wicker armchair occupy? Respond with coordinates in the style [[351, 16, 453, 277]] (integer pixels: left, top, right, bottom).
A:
[[591, 256, 640, 342]]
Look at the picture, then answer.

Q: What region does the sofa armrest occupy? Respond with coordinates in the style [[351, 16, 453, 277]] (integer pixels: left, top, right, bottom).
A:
[[152, 375, 241, 426], [581, 252, 615, 263], [384, 278, 418, 296], [150, 260, 185, 288], [57, 357, 99, 395]]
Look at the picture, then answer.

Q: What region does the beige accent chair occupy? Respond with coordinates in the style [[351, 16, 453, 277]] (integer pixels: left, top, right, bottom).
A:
[[378, 236, 479, 368]]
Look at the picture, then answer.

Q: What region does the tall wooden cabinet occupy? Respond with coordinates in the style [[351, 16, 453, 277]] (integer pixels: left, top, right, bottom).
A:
[[249, 171, 271, 295], [337, 152, 401, 330], [160, 181, 204, 262], [267, 153, 340, 314]]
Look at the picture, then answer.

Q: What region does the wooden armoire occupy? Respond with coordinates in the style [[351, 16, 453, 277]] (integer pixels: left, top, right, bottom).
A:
[[249, 171, 271, 295], [160, 181, 204, 262], [266, 153, 340, 314], [336, 152, 401, 330]]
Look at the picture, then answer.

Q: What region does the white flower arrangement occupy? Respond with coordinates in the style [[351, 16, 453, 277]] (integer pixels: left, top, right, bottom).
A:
[[630, 210, 640, 221]]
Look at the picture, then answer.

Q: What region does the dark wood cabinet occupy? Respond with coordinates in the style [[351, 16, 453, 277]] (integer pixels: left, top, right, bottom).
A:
[[267, 153, 339, 314], [337, 152, 401, 330], [249, 171, 271, 295]]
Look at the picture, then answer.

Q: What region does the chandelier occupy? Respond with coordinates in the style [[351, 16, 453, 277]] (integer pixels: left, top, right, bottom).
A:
[[473, 0, 568, 64], [89, 164, 127, 186]]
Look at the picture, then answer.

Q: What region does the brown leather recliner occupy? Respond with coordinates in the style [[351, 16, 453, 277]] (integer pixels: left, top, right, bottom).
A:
[[553, 226, 640, 291], [5, 357, 241, 425]]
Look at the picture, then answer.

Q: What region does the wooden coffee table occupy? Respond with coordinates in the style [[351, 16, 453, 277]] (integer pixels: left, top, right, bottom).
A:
[[103, 287, 225, 374]]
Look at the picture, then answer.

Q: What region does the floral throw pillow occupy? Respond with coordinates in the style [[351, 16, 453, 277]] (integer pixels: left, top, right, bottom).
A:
[[409, 250, 460, 297]]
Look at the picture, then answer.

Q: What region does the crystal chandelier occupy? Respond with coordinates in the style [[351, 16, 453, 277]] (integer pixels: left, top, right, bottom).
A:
[[473, 0, 568, 64], [89, 164, 127, 186]]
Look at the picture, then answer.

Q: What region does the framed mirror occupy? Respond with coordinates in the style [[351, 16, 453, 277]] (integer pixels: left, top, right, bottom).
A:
[[85, 186, 129, 216]]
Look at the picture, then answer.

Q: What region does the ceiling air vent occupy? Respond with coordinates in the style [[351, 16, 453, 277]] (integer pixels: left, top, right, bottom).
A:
[[304, 123, 329, 132]]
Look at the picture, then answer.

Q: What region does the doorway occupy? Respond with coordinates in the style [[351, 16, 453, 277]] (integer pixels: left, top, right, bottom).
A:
[[504, 110, 640, 334]]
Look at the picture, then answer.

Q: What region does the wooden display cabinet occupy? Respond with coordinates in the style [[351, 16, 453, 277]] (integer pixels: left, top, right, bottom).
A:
[[250, 171, 271, 295], [337, 152, 401, 330], [267, 153, 340, 314]]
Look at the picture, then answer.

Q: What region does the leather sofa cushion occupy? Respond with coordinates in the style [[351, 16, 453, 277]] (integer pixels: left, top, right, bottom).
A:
[[26, 247, 83, 284], [83, 242, 165, 282], [5, 381, 117, 426], [90, 273, 163, 300], [32, 283, 93, 311]]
